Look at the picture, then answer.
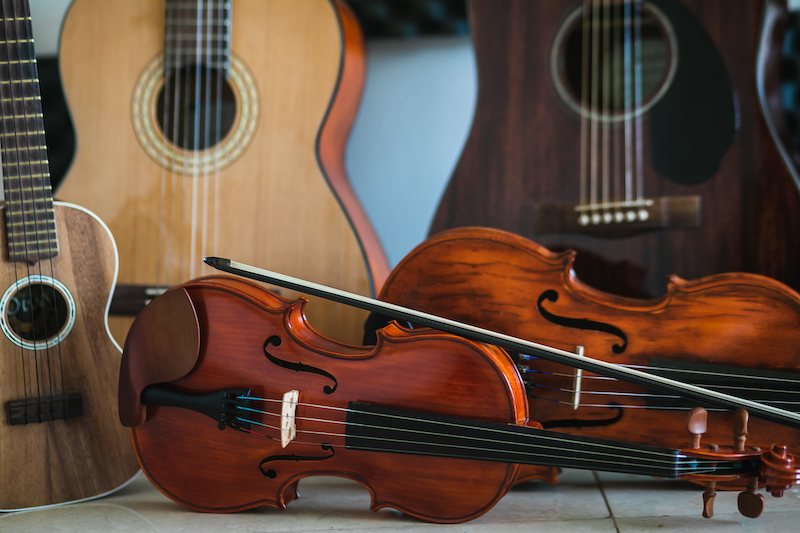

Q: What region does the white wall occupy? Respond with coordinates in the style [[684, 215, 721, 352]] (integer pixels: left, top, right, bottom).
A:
[[345, 37, 475, 266]]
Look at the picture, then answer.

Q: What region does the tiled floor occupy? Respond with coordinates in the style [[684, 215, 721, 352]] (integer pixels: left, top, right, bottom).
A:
[[2, 469, 799, 532]]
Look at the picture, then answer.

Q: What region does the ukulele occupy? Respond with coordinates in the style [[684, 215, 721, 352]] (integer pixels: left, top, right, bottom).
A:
[[429, 0, 800, 298], [0, 0, 138, 510], [55, 0, 389, 345]]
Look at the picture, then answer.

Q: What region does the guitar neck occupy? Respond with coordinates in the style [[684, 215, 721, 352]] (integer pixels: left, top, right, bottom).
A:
[[0, 0, 56, 263], [164, 0, 232, 73]]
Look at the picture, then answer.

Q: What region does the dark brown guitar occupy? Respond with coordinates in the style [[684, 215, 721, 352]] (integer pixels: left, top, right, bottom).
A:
[[430, 0, 800, 297]]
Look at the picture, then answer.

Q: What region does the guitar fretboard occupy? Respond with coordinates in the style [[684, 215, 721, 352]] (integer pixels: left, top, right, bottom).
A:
[[0, 0, 57, 263], [164, 0, 232, 72]]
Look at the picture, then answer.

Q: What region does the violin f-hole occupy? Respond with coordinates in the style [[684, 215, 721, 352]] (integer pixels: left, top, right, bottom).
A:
[[263, 335, 338, 393], [536, 290, 628, 354], [259, 443, 335, 479]]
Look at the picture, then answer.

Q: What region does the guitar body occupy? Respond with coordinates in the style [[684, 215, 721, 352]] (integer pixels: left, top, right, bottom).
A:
[[56, 0, 388, 345], [430, 0, 800, 297], [0, 203, 139, 510]]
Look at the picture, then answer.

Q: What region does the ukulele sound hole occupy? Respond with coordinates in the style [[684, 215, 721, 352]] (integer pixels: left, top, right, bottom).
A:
[[6, 283, 70, 343], [552, 1, 677, 121], [155, 65, 237, 150]]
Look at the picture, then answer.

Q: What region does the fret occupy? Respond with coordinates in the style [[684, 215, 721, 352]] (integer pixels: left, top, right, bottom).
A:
[[7, 220, 55, 229], [164, 60, 229, 69], [164, 34, 228, 40], [0, 39, 33, 45], [2, 172, 50, 179], [8, 239, 58, 248], [0, 130, 43, 137], [0, 17, 31, 22], [0, 96, 41, 102], [2, 159, 50, 166], [0, 59, 34, 65], [167, 1, 230, 7], [0, 112, 42, 118], [6, 228, 55, 237], [0, 77, 37, 84]]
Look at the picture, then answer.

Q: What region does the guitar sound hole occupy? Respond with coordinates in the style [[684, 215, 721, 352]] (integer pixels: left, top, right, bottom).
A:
[[6, 283, 69, 342], [553, 2, 676, 121], [155, 65, 237, 150]]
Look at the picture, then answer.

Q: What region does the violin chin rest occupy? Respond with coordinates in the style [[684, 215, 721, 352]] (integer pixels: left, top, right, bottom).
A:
[[118, 287, 201, 427]]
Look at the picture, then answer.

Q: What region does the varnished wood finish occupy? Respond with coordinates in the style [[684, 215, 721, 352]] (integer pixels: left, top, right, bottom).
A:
[[377, 227, 800, 471], [430, 0, 800, 297], [0, 203, 139, 510], [125, 276, 524, 523], [56, 0, 389, 346]]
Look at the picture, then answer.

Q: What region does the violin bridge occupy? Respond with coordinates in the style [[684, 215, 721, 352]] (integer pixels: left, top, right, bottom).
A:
[[572, 346, 585, 410], [281, 390, 299, 448]]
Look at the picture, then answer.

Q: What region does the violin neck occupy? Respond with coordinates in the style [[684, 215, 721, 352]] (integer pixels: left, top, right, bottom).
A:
[[345, 402, 756, 479]]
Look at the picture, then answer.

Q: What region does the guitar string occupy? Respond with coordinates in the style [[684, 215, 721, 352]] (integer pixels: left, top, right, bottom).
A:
[[188, 0, 202, 281], [230, 399, 746, 475], [634, 0, 644, 204], [601, 0, 610, 220], [199, 0, 211, 279], [612, 0, 622, 219], [590, 0, 600, 216], [213, 0, 226, 267], [579, 0, 589, 210], [624, 0, 633, 203]]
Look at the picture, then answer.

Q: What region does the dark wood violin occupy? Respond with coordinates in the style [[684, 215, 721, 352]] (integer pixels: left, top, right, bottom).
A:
[[368, 227, 800, 485], [119, 274, 799, 522]]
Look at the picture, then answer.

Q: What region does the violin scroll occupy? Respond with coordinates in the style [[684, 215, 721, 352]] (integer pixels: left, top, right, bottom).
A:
[[681, 408, 799, 519]]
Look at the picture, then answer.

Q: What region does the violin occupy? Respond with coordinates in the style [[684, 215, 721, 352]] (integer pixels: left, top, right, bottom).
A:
[[368, 227, 800, 486], [119, 274, 799, 522]]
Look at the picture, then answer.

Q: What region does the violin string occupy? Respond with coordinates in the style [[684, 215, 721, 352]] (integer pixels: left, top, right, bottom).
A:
[[518, 359, 800, 385], [235, 398, 743, 465], [230, 402, 746, 475]]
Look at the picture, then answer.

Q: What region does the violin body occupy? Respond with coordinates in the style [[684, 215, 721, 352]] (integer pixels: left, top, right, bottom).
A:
[[430, 0, 800, 297], [120, 276, 525, 522], [376, 227, 800, 467]]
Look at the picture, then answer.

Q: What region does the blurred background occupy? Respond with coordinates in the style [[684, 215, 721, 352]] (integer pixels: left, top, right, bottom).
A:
[[28, 0, 800, 266]]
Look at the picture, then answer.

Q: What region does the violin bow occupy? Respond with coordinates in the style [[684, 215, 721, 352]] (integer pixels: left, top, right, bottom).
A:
[[204, 257, 800, 431]]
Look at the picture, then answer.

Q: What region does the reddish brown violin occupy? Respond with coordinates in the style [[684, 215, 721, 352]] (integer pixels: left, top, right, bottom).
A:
[[119, 275, 799, 522], [372, 227, 800, 486]]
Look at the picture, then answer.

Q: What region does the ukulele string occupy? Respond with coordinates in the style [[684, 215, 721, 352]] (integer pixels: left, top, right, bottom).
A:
[[231, 398, 742, 475], [23, 0, 67, 408], [0, 3, 30, 411], [7, 1, 49, 411]]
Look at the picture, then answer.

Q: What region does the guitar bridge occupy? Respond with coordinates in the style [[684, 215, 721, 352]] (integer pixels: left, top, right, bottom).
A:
[[7, 392, 84, 425]]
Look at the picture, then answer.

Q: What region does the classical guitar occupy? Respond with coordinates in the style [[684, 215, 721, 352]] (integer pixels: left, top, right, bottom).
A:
[[0, 0, 138, 510], [56, 0, 389, 345], [430, 0, 800, 298]]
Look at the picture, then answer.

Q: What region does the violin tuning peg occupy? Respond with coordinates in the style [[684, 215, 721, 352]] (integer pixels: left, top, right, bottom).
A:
[[733, 408, 749, 452], [737, 477, 764, 519], [702, 481, 716, 519], [686, 407, 707, 449]]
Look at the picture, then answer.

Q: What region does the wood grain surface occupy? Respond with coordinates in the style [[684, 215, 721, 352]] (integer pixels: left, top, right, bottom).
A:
[[0, 203, 139, 510]]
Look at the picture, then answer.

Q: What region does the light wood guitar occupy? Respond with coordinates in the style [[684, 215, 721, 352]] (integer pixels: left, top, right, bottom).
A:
[[56, 0, 389, 345], [0, 0, 139, 510]]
